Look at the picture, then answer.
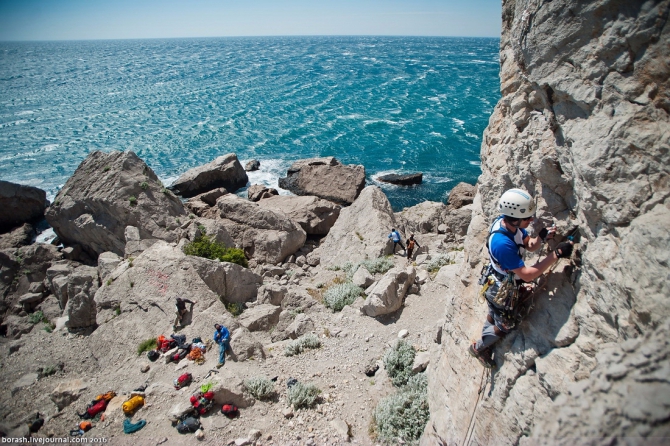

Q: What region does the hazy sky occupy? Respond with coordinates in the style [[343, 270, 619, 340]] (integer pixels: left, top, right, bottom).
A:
[[0, 0, 501, 41]]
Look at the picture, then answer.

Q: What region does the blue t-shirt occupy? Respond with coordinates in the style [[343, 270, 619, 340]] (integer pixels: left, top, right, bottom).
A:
[[214, 326, 230, 344], [488, 217, 527, 272]]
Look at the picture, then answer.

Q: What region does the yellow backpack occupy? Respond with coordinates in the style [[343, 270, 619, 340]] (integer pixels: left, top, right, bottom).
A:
[[122, 395, 145, 415]]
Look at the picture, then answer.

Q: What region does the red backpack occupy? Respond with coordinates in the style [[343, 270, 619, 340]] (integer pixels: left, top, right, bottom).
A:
[[221, 404, 238, 418], [174, 373, 192, 389], [86, 399, 108, 418]]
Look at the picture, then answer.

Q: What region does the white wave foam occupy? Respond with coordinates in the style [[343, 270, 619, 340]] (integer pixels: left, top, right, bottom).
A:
[[465, 132, 480, 139], [41, 144, 59, 152], [36, 228, 56, 244], [430, 132, 445, 138], [469, 160, 482, 166], [15, 110, 35, 116]]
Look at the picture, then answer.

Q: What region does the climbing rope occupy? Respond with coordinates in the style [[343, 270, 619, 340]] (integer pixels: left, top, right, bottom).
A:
[[461, 367, 490, 446]]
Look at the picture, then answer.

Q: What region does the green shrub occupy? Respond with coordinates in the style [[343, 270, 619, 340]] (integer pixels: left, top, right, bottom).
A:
[[360, 256, 394, 274], [244, 376, 276, 400], [140, 181, 149, 190], [425, 254, 453, 273], [129, 195, 137, 206], [28, 311, 47, 325], [184, 235, 248, 268], [114, 305, 121, 316], [383, 340, 416, 387], [42, 323, 55, 333], [225, 302, 245, 317], [323, 282, 363, 312], [137, 338, 157, 356], [373, 373, 429, 445], [284, 333, 322, 357], [286, 382, 321, 409]]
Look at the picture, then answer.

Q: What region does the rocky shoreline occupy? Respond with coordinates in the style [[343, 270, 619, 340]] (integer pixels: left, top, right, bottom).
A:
[[0, 151, 474, 444]]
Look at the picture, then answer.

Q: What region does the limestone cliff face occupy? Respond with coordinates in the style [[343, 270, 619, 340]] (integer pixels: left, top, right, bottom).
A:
[[423, 0, 670, 444]]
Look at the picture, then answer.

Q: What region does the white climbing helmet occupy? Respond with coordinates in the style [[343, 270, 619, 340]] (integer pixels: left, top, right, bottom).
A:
[[498, 189, 535, 218]]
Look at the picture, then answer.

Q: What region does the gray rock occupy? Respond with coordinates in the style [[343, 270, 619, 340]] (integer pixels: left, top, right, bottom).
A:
[[256, 284, 288, 306], [256, 195, 341, 236], [0, 223, 36, 249], [1, 315, 33, 339], [412, 351, 430, 373], [210, 370, 255, 408], [361, 266, 416, 317], [212, 194, 306, 264], [330, 419, 350, 439], [352, 266, 374, 289], [284, 313, 315, 340], [229, 326, 265, 362], [187, 255, 262, 304], [45, 150, 185, 259], [64, 266, 99, 329], [446, 182, 476, 209], [237, 304, 282, 332], [247, 184, 279, 202], [170, 153, 248, 198], [377, 172, 423, 186], [51, 379, 88, 410], [278, 157, 365, 205], [0, 181, 47, 233], [315, 186, 397, 268], [98, 251, 122, 282], [245, 159, 260, 171], [11, 373, 38, 396]]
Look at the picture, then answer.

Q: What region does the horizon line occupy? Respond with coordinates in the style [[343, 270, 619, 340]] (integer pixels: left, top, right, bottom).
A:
[[0, 34, 501, 44]]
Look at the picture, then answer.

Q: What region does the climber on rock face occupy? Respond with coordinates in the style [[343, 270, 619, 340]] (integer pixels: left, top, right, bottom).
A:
[[468, 188, 574, 368]]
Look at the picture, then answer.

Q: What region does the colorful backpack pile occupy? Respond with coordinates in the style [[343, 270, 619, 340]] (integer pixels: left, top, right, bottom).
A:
[[189, 390, 215, 415], [174, 372, 193, 390], [157, 335, 178, 352], [79, 391, 116, 419]]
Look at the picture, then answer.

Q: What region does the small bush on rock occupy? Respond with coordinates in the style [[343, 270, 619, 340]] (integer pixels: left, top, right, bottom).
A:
[[284, 333, 321, 357], [383, 340, 416, 387], [245, 376, 276, 400], [323, 282, 363, 312], [425, 254, 453, 273], [137, 338, 157, 356], [184, 235, 248, 268], [287, 382, 321, 409], [360, 256, 394, 274], [225, 301, 245, 317], [373, 373, 429, 445], [28, 311, 48, 325]]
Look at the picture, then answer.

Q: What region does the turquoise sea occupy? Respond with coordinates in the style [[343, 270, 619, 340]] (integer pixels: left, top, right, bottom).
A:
[[0, 36, 500, 211]]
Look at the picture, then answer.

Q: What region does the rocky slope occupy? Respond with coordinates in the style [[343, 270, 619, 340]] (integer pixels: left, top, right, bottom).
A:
[[422, 0, 670, 444]]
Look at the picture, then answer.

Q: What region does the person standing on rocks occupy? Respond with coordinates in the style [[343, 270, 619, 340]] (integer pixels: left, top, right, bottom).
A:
[[406, 233, 421, 263], [469, 189, 573, 368], [388, 228, 406, 255], [214, 324, 230, 368], [173, 297, 196, 330]]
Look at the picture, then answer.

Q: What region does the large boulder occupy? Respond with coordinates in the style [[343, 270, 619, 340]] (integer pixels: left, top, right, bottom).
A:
[[377, 173, 423, 186], [211, 194, 306, 264], [1, 244, 62, 313], [229, 326, 266, 362], [0, 181, 47, 233], [51, 379, 88, 411], [45, 151, 186, 259], [314, 186, 397, 268], [169, 153, 248, 198], [395, 201, 448, 235], [247, 184, 279, 202], [446, 182, 476, 209], [278, 157, 365, 205], [0, 224, 36, 249], [184, 188, 229, 216], [360, 266, 416, 317], [256, 195, 341, 235], [237, 304, 281, 331], [187, 255, 262, 304], [64, 266, 99, 330]]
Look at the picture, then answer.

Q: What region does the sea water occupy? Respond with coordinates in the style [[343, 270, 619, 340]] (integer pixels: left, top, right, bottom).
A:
[[0, 36, 499, 211]]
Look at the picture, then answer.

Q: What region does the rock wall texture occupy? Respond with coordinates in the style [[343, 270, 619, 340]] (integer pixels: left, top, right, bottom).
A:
[[423, 0, 670, 444]]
